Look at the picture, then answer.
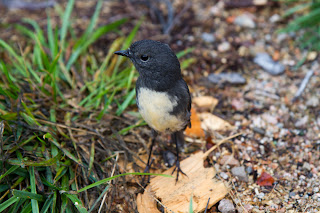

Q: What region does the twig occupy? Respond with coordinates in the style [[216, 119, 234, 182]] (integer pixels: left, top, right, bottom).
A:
[[98, 153, 119, 213], [202, 132, 243, 159], [292, 69, 314, 102], [164, 1, 191, 35], [204, 197, 210, 213], [2, 0, 56, 10]]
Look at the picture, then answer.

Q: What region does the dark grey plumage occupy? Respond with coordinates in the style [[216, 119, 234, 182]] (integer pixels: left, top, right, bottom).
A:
[[114, 40, 191, 181]]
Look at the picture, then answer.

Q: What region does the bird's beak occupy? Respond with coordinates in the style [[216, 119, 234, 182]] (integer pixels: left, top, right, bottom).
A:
[[114, 49, 130, 58]]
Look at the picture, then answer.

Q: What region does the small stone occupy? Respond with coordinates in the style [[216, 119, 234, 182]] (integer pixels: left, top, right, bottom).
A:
[[218, 199, 235, 213], [252, 127, 265, 135], [201, 32, 215, 43], [302, 162, 311, 171], [257, 192, 265, 199], [238, 46, 249, 57], [295, 115, 309, 127], [307, 51, 317, 61], [220, 172, 229, 180], [238, 204, 253, 213], [208, 72, 246, 85], [306, 96, 319, 107], [218, 41, 231, 52], [289, 191, 296, 197], [277, 33, 287, 43], [269, 14, 281, 23], [220, 155, 240, 166], [234, 14, 256, 28], [253, 53, 285, 75], [231, 166, 248, 182], [313, 187, 319, 193], [246, 166, 253, 175]]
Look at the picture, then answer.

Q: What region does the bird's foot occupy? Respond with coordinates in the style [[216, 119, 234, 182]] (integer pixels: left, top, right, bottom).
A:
[[171, 159, 187, 182]]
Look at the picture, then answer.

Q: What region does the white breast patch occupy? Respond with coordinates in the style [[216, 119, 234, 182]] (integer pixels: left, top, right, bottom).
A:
[[137, 87, 185, 133]]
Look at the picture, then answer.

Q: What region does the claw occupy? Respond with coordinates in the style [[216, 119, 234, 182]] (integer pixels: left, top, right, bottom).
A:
[[171, 158, 187, 182]]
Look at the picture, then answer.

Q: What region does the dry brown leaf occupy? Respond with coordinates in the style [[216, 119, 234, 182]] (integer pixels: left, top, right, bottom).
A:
[[193, 96, 218, 112], [137, 152, 229, 213], [200, 112, 234, 132], [185, 108, 205, 138]]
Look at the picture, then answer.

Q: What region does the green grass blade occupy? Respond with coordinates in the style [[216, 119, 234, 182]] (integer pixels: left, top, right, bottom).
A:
[[75, 0, 103, 48], [0, 196, 20, 212], [88, 185, 110, 213], [12, 190, 44, 201], [60, 0, 75, 49], [20, 202, 32, 213], [40, 194, 53, 213], [189, 194, 193, 213], [65, 194, 88, 213], [116, 88, 136, 116], [49, 139, 80, 164], [61, 194, 69, 213], [29, 167, 40, 213], [47, 15, 57, 58], [0, 185, 10, 193], [0, 165, 20, 182], [122, 18, 142, 49], [0, 40, 24, 71], [66, 18, 127, 70], [88, 142, 95, 175], [283, 2, 312, 17], [176, 47, 195, 58], [78, 172, 172, 192]]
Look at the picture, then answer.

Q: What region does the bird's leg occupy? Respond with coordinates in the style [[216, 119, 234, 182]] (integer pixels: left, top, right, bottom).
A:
[[171, 131, 187, 182], [142, 129, 157, 184]]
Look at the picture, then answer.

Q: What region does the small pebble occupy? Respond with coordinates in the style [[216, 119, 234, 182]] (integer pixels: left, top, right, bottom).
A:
[[231, 166, 248, 182], [208, 72, 246, 85], [201, 32, 215, 43], [257, 192, 265, 199], [253, 53, 285, 75], [246, 166, 253, 175], [218, 41, 231, 52], [302, 162, 311, 171], [218, 199, 236, 213], [295, 115, 309, 127], [220, 172, 229, 180], [313, 187, 319, 193], [234, 14, 256, 28], [252, 127, 265, 135], [276, 33, 287, 43], [289, 191, 296, 197], [307, 51, 317, 61], [269, 14, 281, 23]]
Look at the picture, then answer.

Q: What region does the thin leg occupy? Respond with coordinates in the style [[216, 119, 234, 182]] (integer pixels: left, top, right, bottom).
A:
[[142, 129, 157, 184], [171, 131, 187, 182]]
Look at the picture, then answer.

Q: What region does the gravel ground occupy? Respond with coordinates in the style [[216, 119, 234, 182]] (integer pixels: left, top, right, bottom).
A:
[[1, 0, 319, 212]]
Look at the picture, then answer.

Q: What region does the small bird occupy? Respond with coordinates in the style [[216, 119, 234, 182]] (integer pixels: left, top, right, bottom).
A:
[[114, 40, 191, 182]]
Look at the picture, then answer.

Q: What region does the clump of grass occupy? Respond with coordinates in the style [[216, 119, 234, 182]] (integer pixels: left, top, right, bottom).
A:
[[280, 0, 320, 51], [0, 0, 144, 211], [0, 0, 196, 211]]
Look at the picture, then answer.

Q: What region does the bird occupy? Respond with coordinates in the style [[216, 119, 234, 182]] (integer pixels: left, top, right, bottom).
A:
[[114, 40, 191, 182]]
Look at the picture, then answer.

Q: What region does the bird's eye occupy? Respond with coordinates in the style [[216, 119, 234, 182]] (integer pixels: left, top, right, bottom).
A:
[[140, 55, 149, 62]]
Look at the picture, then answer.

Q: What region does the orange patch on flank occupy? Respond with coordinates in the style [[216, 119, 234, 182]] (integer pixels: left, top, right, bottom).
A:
[[185, 108, 205, 138]]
